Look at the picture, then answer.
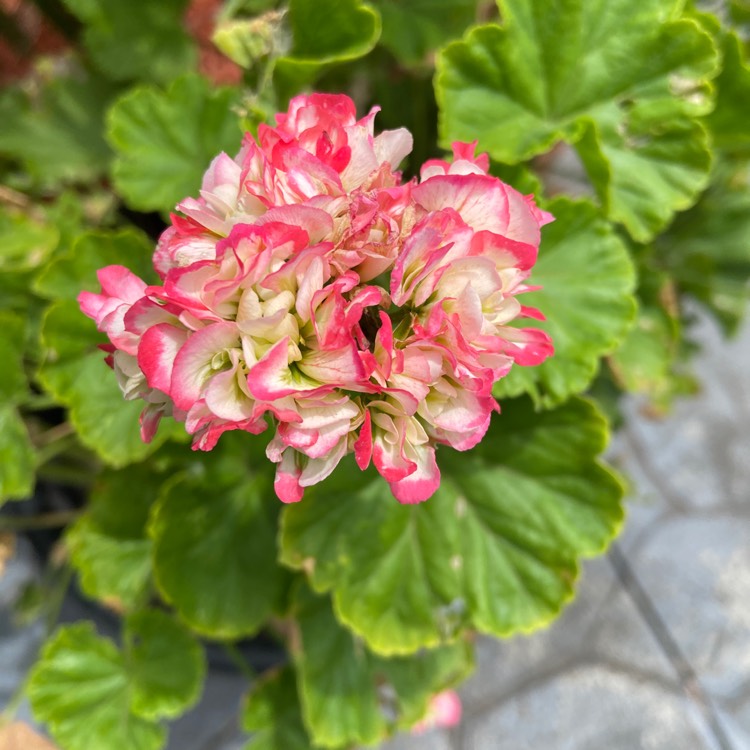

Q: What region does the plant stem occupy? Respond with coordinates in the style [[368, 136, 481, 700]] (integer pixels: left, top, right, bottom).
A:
[[0, 673, 30, 729], [21, 393, 59, 411], [35, 436, 81, 469], [0, 509, 82, 532], [36, 464, 94, 487], [222, 641, 257, 682]]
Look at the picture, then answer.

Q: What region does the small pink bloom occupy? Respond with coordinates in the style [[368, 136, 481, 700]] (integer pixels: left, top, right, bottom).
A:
[[413, 690, 462, 734]]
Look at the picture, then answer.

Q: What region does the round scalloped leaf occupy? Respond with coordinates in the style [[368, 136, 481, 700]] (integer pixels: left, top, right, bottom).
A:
[[149, 460, 286, 638], [27, 623, 166, 750], [436, 0, 719, 240], [281, 397, 624, 656], [494, 198, 636, 407], [107, 74, 243, 214]]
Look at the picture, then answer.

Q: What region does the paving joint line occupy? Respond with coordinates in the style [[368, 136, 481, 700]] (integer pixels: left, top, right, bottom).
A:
[[608, 542, 735, 750]]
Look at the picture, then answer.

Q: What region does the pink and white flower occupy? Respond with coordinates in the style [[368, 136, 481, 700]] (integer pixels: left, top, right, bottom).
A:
[[80, 94, 553, 504]]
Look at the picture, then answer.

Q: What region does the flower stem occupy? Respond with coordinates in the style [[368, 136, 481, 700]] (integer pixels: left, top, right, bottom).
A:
[[222, 641, 257, 682]]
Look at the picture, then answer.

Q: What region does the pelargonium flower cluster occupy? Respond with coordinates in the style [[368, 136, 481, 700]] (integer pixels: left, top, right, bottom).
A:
[[79, 94, 553, 504]]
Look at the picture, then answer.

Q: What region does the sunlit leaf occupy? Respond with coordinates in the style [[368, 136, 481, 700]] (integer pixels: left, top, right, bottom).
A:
[[281, 398, 623, 656]]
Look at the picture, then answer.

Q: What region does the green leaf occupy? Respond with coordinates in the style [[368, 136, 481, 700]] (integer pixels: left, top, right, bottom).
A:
[[67, 466, 159, 610], [293, 588, 471, 747], [0, 74, 114, 186], [576, 105, 713, 243], [274, 0, 381, 95], [0, 406, 36, 503], [281, 397, 623, 656], [126, 610, 206, 720], [63, 0, 196, 84], [436, 0, 719, 240], [608, 267, 688, 409], [243, 667, 319, 750], [0, 301, 35, 506], [27, 623, 166, 750], [655, 163, 750, 334], [706, 31, 750, 158], [0, 312, 27, 403], [35, 228, 155, 301], [494, 198, 636, 407], [0, 206, 59, 274], [29, 615, 204, 750], [38, 300, 176, 466], [149, 454, 286, 638], [107, 74, 243, 214], [377, 0, 478, 67]]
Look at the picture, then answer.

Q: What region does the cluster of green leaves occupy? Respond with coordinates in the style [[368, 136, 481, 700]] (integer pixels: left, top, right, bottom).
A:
[[1, 0, 748, 748]]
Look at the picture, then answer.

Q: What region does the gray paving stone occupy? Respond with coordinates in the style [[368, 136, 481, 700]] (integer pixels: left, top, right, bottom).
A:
[[618, 309, 750, 514], [167, 669, 248, 750], [380, 728, 453, 750], [627, 516, 750, 703], [460, 666, 709, 750], [716, 704, 750, 749], [459, 553, 677, 716], [0, 539, 44, 708]]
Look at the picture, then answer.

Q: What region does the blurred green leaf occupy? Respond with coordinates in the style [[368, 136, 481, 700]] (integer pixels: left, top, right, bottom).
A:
[[38, 299, 175, 466], [35, 228, 155, 301], [436, 0, 719, 240], [108, 74, 243, 214], [495, 198, 636, 407], [63, 0, 196, 84], [293, 588, 471, 747], [0, 312, 27, 403], [377, 0, 478, 67], [656, 164, 750, 334], [706, 31, 750, 158], [243, 667, 320, 750], [0, 313, 34, 505], [607, 264, 691, 410], [0, 405, 36, 504], [0, 74, 114, 186], [0, 206, 59, 273], [281, 398, 623, 656], [67, 466, 159, 610]]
